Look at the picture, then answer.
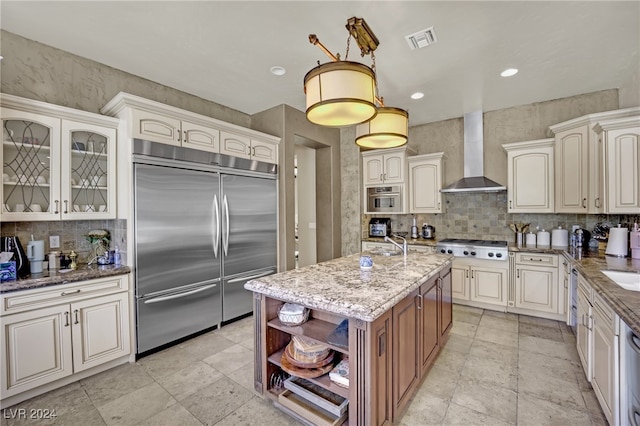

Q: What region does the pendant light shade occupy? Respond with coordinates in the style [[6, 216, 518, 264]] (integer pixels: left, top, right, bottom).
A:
[[355, 107, 409, 148], [304, 61, 377, 127]]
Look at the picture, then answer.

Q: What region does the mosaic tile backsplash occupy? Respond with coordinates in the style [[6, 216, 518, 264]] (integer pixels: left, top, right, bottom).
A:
[[362, 192, 637, 243], [1, 219, 127, 265]]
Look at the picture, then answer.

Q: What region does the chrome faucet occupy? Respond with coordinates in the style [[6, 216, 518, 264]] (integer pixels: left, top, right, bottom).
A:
[[384, 234, 407, 260]]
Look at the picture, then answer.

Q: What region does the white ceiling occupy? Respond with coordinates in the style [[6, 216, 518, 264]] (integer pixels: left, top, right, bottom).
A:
[[1, 1, 639, 126]]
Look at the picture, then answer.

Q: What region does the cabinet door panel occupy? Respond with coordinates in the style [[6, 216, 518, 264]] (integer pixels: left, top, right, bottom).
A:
[[384, 155, 403, 183], [515, 267, 557, 313], [592, 315, 617, 424], [1, 305, 72, 397], [421, 280, 439, 375], [451, 266, 469, 300], [393, 291, 420, 415], [439, 269, 453, 337], [363, 156, 384, 185], [556, 129, 588, 212], [512, 152, 553, 211], [409, 162, 440, 212], [576, 291, 592, 381], [470, 267, 507, 305], [220, 131, 250, 159], [251, 140, 278, 164], [606, 128, 640, 213], [72, 293, 130, 372], [182, 121, 219, 153], [132, 110, 180, 146]]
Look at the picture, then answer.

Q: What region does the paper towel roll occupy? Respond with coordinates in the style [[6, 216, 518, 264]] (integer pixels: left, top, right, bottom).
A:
[[551, 227, 569, 248], [606, 227, 628, 257]]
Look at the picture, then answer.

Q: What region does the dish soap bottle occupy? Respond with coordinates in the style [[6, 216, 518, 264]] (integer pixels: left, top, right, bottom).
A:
[[113, 246, 121, 266]]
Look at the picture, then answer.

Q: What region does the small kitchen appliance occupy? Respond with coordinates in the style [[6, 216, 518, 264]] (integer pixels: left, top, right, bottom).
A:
[[410, 216, 419, 239], [421, 224, 435, 239], [369, 218, 392, 238], [0, 236, 29, 278], [606, 225, 629, 257], [366, 186, 402, 213], [27, 239, 45, 274]]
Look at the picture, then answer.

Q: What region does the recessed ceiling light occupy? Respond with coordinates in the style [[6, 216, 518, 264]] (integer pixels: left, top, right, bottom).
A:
[[501, 68, 518, 77], [411, 92, 424, 100], [270, 66, 286, 76]]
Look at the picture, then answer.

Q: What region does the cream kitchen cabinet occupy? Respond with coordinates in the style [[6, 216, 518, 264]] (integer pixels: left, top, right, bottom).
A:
[[102, 93, 280, 164], [576, 273, 593, 381], [362, 146, 415, 186], [220, 131, 278, 164], [549, 107, 640, 214], [451, 258, 508, 309], [0, 275, 131, 405], [131, 109, 221, 153], [1, 94, 118, 221], [408, 152, 444, 213], [502, 139, 554, 213], [594, 116, 640, 214], [591, 292, 620, 425], [509, 252, 563, 321]]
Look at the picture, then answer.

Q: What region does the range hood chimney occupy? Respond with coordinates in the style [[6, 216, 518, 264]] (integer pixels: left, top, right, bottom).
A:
[[440, 111, 506, 193]]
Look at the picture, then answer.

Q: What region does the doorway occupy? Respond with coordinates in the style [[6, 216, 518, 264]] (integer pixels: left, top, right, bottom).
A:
[[294, 135, 335, 268]]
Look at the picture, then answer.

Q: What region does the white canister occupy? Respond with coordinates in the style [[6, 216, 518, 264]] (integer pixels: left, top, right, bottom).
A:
[[525, 232, 537, 248], [537, 229, 550, 248], [551, 226, 569, 248]]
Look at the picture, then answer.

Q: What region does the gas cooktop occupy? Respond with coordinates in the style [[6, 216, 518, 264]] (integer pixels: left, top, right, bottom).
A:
[[436, 239, 508, 260]]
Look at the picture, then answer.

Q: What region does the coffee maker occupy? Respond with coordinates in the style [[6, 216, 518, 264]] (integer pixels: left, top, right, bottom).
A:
[[1, 236, 30, 278]]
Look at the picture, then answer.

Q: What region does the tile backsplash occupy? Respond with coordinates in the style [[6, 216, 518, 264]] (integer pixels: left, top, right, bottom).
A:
[[362, 192, 637, 243], [1, 219, 127, 264]]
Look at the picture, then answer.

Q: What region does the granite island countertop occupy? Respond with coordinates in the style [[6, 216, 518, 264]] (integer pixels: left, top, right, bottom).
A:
[[0, 264, 131, 294], [245, 251, 453, 322]]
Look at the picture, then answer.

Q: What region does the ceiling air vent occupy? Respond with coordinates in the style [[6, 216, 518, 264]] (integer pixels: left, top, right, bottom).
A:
[[405, 27, 437, 50]]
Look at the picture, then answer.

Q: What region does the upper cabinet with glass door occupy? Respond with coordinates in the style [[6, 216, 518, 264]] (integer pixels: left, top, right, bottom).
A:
[[1, 94, 118, 221]]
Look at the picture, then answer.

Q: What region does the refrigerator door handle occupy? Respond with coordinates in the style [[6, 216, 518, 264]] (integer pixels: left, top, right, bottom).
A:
[[227, 270, 276, 283], [143, 284, 218, 304], [223, 194, 230, 256], [213, 194, 220, 258]]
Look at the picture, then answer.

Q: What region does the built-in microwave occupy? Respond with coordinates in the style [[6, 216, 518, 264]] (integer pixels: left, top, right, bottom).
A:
[[367, 186, 402, 213]]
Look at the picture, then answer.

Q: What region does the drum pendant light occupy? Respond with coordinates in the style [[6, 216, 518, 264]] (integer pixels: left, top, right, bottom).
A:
[[305, 17, 409, 147], [304, 61, 377, 127], [355, 107, 409, 148]]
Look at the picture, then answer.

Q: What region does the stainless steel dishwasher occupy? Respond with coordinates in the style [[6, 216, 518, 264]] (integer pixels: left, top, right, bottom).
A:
[[622, 320, 640, 426]]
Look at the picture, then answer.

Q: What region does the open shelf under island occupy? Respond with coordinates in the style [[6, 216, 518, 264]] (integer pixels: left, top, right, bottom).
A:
[[245, 251, 454, 426]]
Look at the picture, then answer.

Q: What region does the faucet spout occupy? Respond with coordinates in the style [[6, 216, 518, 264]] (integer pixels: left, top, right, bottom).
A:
[[384, 235, 408, 259]]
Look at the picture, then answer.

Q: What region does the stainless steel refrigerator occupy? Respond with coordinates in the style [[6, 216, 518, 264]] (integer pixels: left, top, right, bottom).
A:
[[133, 141, 277, 354]]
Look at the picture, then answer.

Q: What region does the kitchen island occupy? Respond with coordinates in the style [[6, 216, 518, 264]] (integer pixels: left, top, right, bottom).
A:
[[245, 251, 453, 425]]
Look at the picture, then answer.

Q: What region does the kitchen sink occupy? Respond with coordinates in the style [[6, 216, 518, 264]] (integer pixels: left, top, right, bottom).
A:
[[369, 247, 403, 256], [602, 270, 640, 292]]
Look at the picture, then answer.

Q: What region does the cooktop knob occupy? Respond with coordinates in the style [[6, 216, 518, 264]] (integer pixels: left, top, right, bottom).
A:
[[447, 249, 453, 254], [496, 253, 503, 258], [470, 251, 476, 256], [440, 249, 446, 254], [463, 250, 469, 255], [488, 252, 494, 257]]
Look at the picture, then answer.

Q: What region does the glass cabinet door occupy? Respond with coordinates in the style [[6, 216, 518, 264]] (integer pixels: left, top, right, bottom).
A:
[[2, 110, 61, 220], [61, 120, 116, 219]]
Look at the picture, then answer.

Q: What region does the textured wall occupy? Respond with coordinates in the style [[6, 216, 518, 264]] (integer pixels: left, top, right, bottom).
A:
[[351, 90, 626, 251], [0, 30, 251, 126]]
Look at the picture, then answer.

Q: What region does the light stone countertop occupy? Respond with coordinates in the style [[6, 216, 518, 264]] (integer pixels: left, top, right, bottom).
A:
[[0, 264, 131, 294], [245, 251, 453, 322]]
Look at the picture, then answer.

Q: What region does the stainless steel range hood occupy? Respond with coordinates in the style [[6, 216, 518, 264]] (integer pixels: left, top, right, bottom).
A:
[[440, 111, 506, 193]]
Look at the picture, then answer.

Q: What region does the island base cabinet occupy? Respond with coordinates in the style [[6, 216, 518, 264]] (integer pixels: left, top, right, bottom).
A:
[[252, 266, 452, 426]]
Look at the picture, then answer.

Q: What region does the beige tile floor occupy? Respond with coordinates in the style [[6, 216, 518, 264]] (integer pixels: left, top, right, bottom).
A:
[[1, 305, 607, 425]]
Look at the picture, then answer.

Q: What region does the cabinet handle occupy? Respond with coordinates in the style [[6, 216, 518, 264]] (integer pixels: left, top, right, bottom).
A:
[[64, 311, 70, 327], [63, 200, 68, 214], [588, 315, 593, 331], [378, 332, 386, 357], [516, 269, 520, 278], [582, 198, 587, 208], [416, 294, 423, 310], [466, 270, 469, 278], [471, 270, 475, 279], [595, 197, 600, 208], [177, 129, 181, 142], [509, 200, 512, 209], [252, 147, 256, 156], [61, 289, 81, 296], [437, 277, 442, 289], [438, 202, 441, 210], [74, 309, 79, 324]]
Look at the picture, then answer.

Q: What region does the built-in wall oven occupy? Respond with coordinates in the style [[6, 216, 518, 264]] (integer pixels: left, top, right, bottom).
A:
[[367, 186, 402, 213]]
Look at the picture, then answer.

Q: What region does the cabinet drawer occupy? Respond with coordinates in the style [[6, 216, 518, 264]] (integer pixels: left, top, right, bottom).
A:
[[515, 252, 558, 267], [593, 292, 618, 333], [1, 275, 129, 315], [408, 245, 434, 254]]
